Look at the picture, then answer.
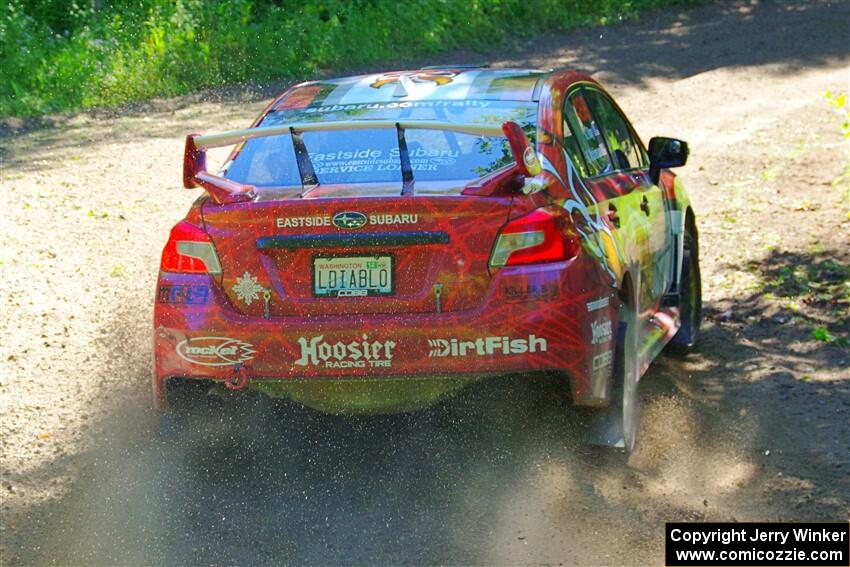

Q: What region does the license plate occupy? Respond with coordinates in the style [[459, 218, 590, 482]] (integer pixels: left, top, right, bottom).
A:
[[313, 256, 393, 297]]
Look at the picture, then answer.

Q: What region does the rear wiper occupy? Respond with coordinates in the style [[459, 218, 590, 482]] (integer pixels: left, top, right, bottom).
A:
[[290, 127, 318, 196], [395, 123, 414, 196]]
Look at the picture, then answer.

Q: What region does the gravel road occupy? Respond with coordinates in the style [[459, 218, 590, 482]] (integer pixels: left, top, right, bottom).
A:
[[1, 1, 848, 565]]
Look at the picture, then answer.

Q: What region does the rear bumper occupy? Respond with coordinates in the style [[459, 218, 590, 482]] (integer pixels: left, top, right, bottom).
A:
[[153, 260, 616, 410]]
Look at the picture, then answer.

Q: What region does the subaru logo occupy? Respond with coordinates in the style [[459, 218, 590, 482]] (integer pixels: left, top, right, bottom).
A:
[[332, 211, 367, 230]]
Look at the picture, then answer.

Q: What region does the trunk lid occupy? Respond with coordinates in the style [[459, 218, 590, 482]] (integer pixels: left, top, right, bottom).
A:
[[202, 187, 512, 317]]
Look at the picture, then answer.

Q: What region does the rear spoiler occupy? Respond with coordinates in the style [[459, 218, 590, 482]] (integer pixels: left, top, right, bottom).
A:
[[183, 119, 541, 204]]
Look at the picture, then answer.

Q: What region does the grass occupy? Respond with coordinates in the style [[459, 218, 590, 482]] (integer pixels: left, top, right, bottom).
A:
[[748, 253, 850, 348], [0, 0, 700, 117], [760, 259, 849, 300]]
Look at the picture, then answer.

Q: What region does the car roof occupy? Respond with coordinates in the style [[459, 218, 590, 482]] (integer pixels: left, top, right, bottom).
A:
[[272, 67, 549, 111]]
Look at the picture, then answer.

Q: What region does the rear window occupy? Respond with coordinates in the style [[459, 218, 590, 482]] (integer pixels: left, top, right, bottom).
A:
[[224, 100, 537, 187]]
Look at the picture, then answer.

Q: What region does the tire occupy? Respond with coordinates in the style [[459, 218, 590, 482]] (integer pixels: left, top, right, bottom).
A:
[[670, 228, 702, 353], [585, 294, 641, 453]]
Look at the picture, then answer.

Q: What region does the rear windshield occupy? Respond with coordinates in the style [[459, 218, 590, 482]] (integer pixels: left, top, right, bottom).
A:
[[224, 101, 537, 187]]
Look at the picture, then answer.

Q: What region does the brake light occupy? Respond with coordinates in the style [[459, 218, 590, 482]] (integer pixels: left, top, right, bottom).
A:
[[160, 221, 222, 275], [489, 207, 579, 267]]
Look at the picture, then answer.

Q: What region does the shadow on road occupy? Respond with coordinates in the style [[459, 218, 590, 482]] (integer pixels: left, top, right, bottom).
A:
[[507, 0, 850, 86]]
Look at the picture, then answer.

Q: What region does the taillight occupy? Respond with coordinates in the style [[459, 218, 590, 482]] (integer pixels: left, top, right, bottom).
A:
[[160, 221, 222, 275], [489, 207, 579, 267]]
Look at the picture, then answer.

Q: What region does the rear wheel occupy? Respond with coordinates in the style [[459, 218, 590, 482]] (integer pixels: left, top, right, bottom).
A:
[[670, 228, 702, 352]]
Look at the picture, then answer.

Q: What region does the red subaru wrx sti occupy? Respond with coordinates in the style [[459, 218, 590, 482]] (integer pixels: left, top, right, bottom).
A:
[[153, 67, 701, 450]]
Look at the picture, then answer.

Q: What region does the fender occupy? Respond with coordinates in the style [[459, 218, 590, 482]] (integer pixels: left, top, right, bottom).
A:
[[664, 173, 694, 299]]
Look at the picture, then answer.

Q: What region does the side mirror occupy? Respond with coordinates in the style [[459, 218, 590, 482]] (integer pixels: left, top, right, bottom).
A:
[[648, 136, 688, 184]]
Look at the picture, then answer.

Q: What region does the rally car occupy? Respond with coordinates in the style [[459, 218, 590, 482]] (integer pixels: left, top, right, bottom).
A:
[[154, 67, 701, 451]]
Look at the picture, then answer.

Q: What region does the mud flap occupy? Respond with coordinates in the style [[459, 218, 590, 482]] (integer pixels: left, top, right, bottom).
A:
[[584, 320, 630, 449], [586, 410, 627, 448]]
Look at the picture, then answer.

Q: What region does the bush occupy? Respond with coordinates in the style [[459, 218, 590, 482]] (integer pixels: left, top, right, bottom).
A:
[[0, 0, 699, 117]]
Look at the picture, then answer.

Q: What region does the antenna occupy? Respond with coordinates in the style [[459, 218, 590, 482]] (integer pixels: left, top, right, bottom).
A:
[[393, 75, 414, 98]]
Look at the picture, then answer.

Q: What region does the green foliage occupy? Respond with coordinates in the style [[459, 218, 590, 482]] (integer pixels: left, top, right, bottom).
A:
[[824, 90, 850, 138], [811, 326, 835, 343], [0, 0, 700, 116], [811, 326, 847, 347]]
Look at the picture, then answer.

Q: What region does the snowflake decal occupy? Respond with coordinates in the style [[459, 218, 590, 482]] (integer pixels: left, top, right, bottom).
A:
[[232, 271, 264, 306]]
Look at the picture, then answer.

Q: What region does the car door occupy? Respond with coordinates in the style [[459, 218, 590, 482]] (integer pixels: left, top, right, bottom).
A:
[[561, 87, 665, 311], [583, 87, 673, 308]]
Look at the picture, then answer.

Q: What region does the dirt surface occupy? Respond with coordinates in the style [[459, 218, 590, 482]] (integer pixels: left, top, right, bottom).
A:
[[1, 1, 849, 565]]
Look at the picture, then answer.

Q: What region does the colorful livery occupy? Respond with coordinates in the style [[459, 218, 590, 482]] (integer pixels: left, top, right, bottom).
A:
[[153, 67, 701, 450]]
